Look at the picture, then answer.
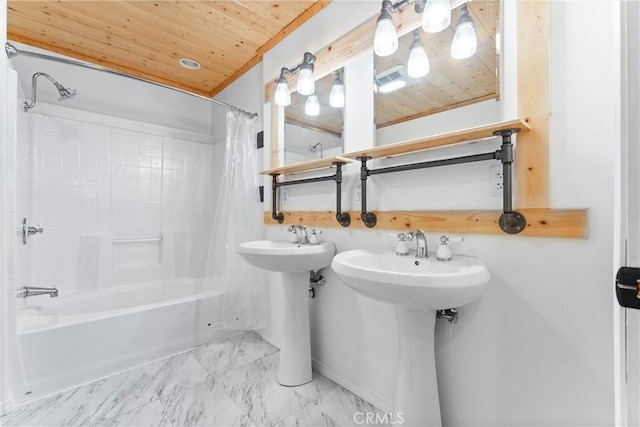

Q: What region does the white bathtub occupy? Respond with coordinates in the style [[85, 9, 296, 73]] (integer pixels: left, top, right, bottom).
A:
[[14, 278, 230, 401]]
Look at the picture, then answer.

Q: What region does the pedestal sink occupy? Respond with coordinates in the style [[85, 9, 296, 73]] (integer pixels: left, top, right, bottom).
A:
[[237, 240, 335, 386], [331, 249, 490, 427]]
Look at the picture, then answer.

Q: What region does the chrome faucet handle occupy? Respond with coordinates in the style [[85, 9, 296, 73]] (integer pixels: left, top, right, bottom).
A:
[[440, 235, 463, 244], [437, 235, 463, 261]]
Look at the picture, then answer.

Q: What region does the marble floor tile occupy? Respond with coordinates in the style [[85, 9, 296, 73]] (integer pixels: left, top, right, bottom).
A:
[[160, 377, 253, 427], [315, 386, 390, 427], [144, 352, 211, 398], [86, 366, 158, 423], [93, 400, 169, 427], [293, 370, 338, 402], [6, 333, 382, 427], [191, 331, 278, 378], [1, 408, 12, 425], [274, 403, 340, 427], [217, 353, 312, 426], [9, 366, 159, 427], [8, 386, 92, 426]]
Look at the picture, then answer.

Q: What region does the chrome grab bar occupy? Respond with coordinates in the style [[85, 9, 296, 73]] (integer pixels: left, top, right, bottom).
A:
[[112, 235, 163, 244]]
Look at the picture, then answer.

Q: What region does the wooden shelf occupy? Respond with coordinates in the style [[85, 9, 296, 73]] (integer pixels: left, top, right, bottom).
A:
[[260, 156, 353, 176], [342, 119, 531, 160], [263, 208, 589, 239]]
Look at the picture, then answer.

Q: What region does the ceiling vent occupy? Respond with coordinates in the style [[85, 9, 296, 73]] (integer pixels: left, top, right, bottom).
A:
[[374, 65, 421, 94]]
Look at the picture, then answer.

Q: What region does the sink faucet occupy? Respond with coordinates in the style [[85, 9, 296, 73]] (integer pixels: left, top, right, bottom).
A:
[[406, 230, 428, 258], [17, 286, 58, 298], [287, 225, 310, 245]]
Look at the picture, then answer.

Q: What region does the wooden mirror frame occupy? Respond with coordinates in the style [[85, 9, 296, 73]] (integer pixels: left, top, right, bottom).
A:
[[263, 1, 589, 239]]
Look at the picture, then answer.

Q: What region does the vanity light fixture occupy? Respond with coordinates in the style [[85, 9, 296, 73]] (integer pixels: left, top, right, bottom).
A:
[[373, 0, 473, 62], [407, 30, 430, 78], [305, 93, 320, 116], [450, 4, 477, 59], [422, 0, 452, 33], [374, 0, 399, 57], [329, 71, 345, 108], [274, 52, 317, 107], [297, 52, 316, 95]]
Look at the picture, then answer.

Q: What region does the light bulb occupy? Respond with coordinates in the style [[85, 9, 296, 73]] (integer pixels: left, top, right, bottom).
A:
[[297, 67, 315, 95], [407, 32, 430, 78], [329, 80, 345, 108], [451, 18, 477, 59], [305, 94, 320, 116], [274, 75, 291, 106], [422, 0, 451, 33], [374, 18, 399, 57]]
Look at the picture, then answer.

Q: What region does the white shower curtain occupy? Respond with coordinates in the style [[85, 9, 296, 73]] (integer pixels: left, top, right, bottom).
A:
[[205, 110, 267, 330]]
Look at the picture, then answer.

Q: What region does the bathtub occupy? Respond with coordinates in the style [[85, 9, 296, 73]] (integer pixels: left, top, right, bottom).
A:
[[14, 278, 230, 401]]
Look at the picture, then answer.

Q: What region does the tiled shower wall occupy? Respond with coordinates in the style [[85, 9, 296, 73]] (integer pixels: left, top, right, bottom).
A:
[[20, 114, 217, 293]]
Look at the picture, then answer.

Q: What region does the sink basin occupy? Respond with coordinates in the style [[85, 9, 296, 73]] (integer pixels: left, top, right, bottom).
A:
[[237, 239, 336, 387], [237, 240, 335, 272], [331, 249, 489, 310], [331, 248, 490, 427]]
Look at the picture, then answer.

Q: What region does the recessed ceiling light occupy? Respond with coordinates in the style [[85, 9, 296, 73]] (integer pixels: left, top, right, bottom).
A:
[[179, 58, 201, 70]]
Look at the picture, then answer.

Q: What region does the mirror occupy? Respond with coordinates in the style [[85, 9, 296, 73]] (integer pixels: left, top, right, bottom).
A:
[[374, 0, 499, 141], [284, 70, 344, 165]]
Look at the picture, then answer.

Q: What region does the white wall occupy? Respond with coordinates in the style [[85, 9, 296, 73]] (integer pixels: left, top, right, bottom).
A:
[[233, 1, 616, 425], [16, 108, 217, 295], [8, 42, 213, 134]]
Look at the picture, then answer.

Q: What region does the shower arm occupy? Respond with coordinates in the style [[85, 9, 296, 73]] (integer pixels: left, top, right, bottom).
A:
[[24, 72, 63, 112], [5, 42, 258, 119]]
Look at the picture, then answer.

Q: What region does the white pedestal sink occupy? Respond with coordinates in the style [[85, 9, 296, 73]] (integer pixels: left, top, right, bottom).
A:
[[332, 249, 490, 427], [237, 240, 335, 386]]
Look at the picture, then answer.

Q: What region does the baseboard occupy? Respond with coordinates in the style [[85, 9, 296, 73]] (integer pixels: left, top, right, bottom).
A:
[[311, 359, 393, 413], [256, 331, 393, 412]]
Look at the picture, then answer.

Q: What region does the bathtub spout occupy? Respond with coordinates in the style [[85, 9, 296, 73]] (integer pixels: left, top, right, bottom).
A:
[[17, 286, 58, 298]]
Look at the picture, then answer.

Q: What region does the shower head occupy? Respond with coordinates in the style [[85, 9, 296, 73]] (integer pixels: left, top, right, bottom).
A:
[[52, 80, 77, 101], [24, 72, 77, 112]]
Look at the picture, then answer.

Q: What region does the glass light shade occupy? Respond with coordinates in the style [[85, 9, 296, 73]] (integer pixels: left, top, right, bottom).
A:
[[374, 18, 399, 57], [297, 67, 315, 95], [305, 94, 320, 116], [451, 21, 477, 59], [274, 77, 291, 106], [407, 44, 430, 78], [329, 82, 345, 108], [422, 0, 451, 33]]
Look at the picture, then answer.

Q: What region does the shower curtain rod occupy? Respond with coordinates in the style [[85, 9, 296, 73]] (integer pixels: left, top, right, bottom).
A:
[[5, 42, 258, 119]]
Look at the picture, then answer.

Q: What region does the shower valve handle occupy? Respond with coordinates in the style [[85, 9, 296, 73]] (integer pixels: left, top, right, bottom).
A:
[[28, 224, 44, 235], [21, 217, 44, 245]]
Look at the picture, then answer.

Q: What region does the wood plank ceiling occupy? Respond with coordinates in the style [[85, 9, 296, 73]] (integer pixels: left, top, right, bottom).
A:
[[7, 1, 330, 97]]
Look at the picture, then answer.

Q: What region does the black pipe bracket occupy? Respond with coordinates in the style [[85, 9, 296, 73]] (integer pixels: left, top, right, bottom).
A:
[[354, 127, 526, 234], [270, 162, 351, 227], [357, 157, 377, 228], [493, 128, 526, 234]]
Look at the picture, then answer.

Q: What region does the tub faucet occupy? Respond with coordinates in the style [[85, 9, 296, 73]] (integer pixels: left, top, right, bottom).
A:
[[287, 225, 310, 244], [406, 230, 428, 258], [17, 286, 58, 298]]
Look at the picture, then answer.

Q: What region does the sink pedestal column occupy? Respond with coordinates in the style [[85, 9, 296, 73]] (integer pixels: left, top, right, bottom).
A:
[[278, 271, 312, 386], [395, 308, 441, 427]]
